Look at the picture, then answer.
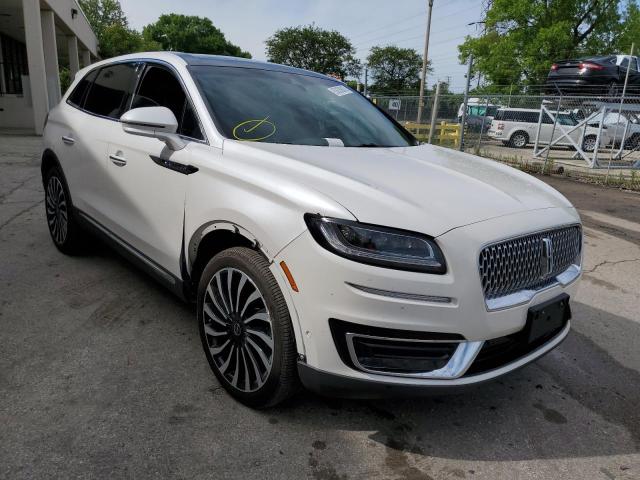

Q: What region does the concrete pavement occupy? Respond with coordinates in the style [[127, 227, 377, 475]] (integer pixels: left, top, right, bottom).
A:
[[1, 135, 638, 479]]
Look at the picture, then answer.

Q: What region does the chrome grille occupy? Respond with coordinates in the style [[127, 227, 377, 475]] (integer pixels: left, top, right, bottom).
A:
[[479, 225, 582, 300]]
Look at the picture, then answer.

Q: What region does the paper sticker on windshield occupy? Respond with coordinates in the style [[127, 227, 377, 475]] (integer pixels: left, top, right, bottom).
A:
[[232, 117, 276, 142], [328, 85, 352, 97]]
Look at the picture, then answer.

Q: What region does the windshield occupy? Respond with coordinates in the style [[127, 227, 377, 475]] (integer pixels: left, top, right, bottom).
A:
[[191, 66, 416, 147]]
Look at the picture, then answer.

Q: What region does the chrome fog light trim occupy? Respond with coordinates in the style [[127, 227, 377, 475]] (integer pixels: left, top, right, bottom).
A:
[[346, 333, 484, 379], [346, 282, 452, 304]]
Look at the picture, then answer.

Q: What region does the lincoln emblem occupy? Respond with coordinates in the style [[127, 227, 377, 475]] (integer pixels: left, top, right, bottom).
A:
[[540, 237, 554, 279]]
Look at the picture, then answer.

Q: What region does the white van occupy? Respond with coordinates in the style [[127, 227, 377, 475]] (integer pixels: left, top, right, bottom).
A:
[[487, 108, 611, 152]]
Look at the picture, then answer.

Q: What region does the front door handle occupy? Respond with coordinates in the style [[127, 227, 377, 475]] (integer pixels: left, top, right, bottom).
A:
[[109, 153, 127, 167], [62, 135, 75, 145]]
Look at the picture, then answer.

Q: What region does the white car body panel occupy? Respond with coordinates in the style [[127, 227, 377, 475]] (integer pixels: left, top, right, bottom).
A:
[[42, 52, 583, 394]]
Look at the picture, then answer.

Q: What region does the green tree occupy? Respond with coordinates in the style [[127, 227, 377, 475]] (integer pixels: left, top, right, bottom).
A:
[[265, 25, 361, 78], [366, 46, 427, 93], [79, 0, 128, 37], [79, 0, 159, 58], [617, 1, 640, 53], [99, 24, 160, 58], [458, 0, 623, 91], [142, 14, 250, 58]]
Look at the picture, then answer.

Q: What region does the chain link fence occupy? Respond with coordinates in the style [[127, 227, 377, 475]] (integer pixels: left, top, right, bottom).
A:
[[371, 92, 640, 189]]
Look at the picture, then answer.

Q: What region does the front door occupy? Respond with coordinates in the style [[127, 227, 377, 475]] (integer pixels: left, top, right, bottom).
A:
[[100, 64, 206, 277]]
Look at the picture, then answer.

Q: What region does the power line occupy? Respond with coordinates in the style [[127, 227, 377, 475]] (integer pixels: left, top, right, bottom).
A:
[[351, 3, 478, 47]]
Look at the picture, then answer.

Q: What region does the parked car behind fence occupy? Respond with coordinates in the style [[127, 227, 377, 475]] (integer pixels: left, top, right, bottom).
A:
[[487, 107, 613, 152]]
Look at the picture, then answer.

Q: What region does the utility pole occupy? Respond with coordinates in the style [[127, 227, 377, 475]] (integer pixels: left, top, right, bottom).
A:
[[416, 0, 434, 124], [458, 55, 473, 151]]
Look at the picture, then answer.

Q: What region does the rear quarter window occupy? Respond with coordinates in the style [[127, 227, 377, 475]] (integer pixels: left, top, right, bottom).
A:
[[67, 69, 98, 108]]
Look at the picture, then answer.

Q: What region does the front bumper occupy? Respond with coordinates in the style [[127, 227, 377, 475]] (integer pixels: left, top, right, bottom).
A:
[[298, 321, 570, 398], [275, 207, 581, 393]]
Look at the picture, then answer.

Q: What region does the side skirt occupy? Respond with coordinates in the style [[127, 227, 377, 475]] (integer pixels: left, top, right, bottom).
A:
[[75, 208, 189, 302]]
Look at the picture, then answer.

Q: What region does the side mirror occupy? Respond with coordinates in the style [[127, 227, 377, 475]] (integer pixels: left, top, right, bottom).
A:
[[120, 107, 186, 151]]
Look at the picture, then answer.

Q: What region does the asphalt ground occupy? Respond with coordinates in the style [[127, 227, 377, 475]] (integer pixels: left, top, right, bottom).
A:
[[1, 135, 638, 479]]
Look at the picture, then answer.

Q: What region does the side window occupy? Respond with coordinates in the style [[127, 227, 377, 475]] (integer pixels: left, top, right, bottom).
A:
[[131, 65, 204, 140], [526, 111, 540, 123], [494, 110, 504, 121], [542, 113, 553, 124], [503, 111, 515, 121], [67, 69, 98, 107], [84, 63, 140, 119], [620, 57, 629, 69]]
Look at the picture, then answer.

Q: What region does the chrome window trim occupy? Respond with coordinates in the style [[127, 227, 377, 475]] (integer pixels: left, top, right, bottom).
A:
[[345, 332, 484, 379], [65, 57, 210, 146]]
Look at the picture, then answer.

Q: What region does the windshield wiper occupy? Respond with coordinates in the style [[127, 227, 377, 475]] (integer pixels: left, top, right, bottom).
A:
[[354, 143, 385, 147]]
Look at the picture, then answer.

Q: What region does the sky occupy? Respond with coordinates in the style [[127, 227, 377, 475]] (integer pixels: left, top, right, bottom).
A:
[[119, 0, 485, 92]]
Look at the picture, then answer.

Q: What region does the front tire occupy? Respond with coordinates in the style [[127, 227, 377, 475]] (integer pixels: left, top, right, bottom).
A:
[[44, 166, 84, 254], [198, 247, 298, 408]]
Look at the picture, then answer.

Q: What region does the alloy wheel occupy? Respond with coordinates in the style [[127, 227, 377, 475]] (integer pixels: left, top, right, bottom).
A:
[[202, 267, 274, 392], [513, 134, 526, 148], [583, 137, 597, 152], [45, 176, 68, 245]]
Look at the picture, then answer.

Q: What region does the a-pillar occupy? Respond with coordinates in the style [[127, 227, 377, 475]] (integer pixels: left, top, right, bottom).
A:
[[22, 0, 49, 135], [40, 9, 60, 107]]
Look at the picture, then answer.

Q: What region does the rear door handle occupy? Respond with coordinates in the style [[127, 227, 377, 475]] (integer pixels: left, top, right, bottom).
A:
[[109, 153, 127, 166], [62, 135, 75, 145]]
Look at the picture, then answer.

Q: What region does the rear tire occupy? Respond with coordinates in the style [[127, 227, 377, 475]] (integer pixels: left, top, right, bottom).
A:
[[582, 135, 598, 153], [198, 247, 298, 408], [508, 131, 529, 148], [43, 165, 85, 255]]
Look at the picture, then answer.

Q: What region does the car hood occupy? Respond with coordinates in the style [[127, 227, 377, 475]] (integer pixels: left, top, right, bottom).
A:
[[223, 141, 573, 237]]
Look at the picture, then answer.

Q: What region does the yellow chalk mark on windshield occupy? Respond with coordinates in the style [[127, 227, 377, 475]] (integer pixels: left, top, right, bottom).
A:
[[233, 117, 276, 141]]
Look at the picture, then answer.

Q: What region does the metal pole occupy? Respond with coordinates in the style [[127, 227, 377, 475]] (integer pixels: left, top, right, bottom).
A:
[[416, 0, 434, 124], [606, 42, 634, 182], [475, 96, 489, 151], [543, 94, 563, 173], [428, 82, 441, 144], [458, 55, 473, 151], [364, 67, 368, 97]]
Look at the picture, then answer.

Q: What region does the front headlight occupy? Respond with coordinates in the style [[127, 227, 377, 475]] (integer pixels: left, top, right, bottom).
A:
[[304, 214, 446, 274]]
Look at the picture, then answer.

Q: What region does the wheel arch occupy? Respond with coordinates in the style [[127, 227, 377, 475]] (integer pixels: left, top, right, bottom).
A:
[[187, 222, 260, 292], [41, 149, 62, 183], [187, 220, 307, 358]]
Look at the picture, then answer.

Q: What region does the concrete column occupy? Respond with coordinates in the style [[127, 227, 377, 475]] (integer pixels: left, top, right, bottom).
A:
[[40, 10, 60, 107], [22, 0, 49, 135], [81, 50, 91, 68], [67, 35, 79, 77], [0, 35, 7, 94]]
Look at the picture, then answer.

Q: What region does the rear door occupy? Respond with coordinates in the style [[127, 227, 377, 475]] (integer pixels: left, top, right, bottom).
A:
[[102, 63, 206, 276]]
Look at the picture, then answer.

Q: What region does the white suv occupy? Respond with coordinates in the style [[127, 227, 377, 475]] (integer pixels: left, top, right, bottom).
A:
[[43, 53, 582, 407], [488, 107, 611, 152]]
